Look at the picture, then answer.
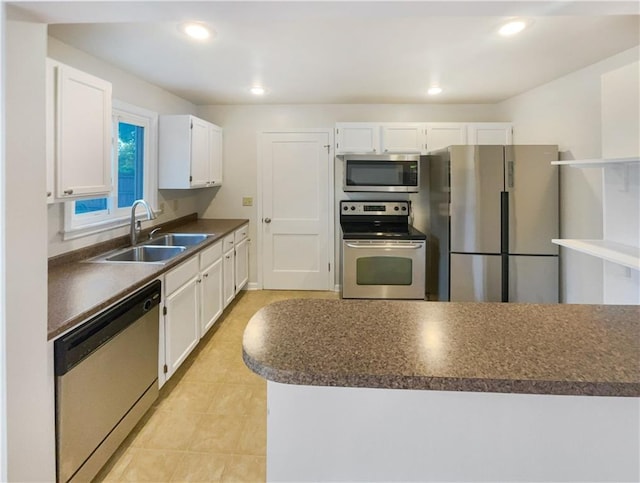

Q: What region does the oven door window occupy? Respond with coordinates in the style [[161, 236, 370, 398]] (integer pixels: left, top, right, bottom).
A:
[[356, 256, 413, 285], [346, 161, 417, 187]]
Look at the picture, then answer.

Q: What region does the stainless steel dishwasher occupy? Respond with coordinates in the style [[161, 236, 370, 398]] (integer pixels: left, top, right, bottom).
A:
[[54, 280, 161, 483]]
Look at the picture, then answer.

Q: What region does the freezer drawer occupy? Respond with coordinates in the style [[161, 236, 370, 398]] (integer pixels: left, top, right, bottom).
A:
[[450, 254, 502, 302], [509, 255, 559, 303]]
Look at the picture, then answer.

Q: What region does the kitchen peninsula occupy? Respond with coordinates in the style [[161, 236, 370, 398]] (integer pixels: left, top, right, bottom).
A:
[[243, 299, 640, 482]]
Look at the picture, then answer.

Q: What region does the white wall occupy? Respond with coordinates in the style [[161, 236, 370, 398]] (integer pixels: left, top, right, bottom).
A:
[[4, 17, 56, 482], [47, 37, 207, 257], [0, 5, 6, 480], [196, 103, 504, 288], [498, 46, 640, 304]]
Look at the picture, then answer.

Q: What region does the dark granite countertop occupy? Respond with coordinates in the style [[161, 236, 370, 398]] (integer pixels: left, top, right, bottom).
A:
[[48, 216, 248, 340], [242, 299, 640, 397]]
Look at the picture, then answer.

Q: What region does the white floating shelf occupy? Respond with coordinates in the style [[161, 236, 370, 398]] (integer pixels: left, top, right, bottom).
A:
[[551, 157, 640, 168], [552, 239, 640, 270]]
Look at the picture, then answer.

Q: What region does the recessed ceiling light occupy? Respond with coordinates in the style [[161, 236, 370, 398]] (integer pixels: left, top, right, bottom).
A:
[[250, 86, 266, 95], [183, 22, 211, 40], [427, 86, 443, 96], [498, 20, 527, 37]]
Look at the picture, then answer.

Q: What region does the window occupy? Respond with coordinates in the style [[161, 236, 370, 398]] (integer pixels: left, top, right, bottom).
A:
[[64, 101, 158, 238]]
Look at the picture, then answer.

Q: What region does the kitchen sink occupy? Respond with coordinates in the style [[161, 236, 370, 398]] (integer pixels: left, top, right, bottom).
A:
[[99, 245, 186, 263], [146, 233, 210, 247]]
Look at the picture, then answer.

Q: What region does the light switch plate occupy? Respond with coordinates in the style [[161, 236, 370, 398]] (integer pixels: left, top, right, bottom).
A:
[[242, 197, 253, 206]]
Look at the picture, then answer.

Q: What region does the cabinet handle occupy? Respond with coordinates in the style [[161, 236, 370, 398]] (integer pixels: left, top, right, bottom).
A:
[[384, 149, 388, 153], [46, 191, 52, 197], [226, 255, 231, 259], [63, 189, 74, 195], [264, 218, 271, 224], [204, 273, 209, 278], [373, 148, 377, 153]]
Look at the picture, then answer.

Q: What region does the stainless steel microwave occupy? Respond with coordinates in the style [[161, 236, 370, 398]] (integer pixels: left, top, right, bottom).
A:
[[343, 154, 420, 192]]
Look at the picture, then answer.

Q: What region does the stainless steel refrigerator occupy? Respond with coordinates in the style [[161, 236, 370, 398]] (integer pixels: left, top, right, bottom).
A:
[[426, 145, 559, 303]]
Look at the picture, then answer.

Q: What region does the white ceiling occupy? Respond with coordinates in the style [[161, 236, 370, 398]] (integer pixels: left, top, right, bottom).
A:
[[11, 1, 640, 105]]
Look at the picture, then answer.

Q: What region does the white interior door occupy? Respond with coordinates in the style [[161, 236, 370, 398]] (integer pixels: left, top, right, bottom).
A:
[[260, 131, 332, 290]]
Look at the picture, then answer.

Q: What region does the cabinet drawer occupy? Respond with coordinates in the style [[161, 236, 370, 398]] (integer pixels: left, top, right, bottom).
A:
[[223, 234, 235, 252], [199, 240, 222, 269], [235, 224, 249, 243], [165, 257, 199, 295]]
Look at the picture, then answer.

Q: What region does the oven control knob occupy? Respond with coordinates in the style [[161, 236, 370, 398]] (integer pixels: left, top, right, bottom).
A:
[[343, 206, 348, 211], [350, 206, 356, 211], [402, 206, 407, 211], [394, 206, 399, 211]]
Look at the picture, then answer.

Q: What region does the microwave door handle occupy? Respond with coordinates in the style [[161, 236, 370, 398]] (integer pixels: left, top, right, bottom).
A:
[[345, 242, 423, 249]]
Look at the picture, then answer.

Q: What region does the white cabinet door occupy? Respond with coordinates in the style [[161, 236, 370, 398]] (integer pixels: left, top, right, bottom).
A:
[[200, 257, 223, 335], [425, 123, 468, 152], [235, 237, 249, 293], [223, 248, 235, 307], [159, 115, 223, 189], [190, 117, 210, 188], [336, 123, 379, 154], [210, 124, 223, 186], [164, 276, 200, 378], [51, 60, 112, 200], [380, 123, 425, 153], [46, 58, 56, 204], [467, 123, 513, 145]]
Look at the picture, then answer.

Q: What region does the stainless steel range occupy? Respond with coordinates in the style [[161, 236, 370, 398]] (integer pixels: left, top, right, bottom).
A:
[[340, 200, 426, 299]]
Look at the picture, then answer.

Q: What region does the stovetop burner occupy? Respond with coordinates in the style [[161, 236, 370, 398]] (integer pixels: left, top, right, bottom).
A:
[[339, 200, 427, 240]]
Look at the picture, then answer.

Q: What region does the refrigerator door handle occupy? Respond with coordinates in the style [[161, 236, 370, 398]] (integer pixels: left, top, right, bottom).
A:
[[507, 160, 515, 188], [500, 191, 509, 254]]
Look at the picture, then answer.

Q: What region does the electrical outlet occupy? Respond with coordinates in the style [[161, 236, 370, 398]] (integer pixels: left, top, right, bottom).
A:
[[242, 197, 253, 207], [172, 199, 179, 211]]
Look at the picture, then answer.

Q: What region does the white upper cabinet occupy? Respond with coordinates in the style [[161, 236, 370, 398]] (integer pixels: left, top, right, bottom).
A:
[[335, 123, 380, 154], [337, 122, 513, 155], [425, 123, 468, 152], [467, 122, 513, 145], [336, 122, 425, 154], [380, 123, 426, 153], [209, 124, 223, 186], [189, 117, 210, 187], [46, 58, 112, 202], [158, 115, 223, 189]]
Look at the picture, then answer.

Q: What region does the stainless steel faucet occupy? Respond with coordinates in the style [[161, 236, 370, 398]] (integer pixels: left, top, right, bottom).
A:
[[130, 199, 157, 245]]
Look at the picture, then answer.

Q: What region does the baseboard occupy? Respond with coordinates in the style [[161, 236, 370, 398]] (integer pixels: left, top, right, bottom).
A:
[[334, 284, 341, 293], [245, 282, 260, 291]]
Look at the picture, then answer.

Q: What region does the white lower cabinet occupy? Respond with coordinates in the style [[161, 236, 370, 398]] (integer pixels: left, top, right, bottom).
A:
[[235, 225, 249, 294], [223, 236, 236, 308], [159, 225, 248, 386], [163, 257, 200, 380], [199, 241, 224, 335]]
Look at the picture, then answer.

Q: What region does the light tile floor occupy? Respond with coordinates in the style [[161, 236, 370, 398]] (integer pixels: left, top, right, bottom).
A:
[[95, 289, 339, 483]]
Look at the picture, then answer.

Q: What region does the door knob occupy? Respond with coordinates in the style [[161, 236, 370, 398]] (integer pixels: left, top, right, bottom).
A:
[[264, 218, 271, 223]]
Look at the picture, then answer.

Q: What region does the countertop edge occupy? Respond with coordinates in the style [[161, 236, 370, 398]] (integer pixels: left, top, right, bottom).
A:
[[243, 349, 640, 397], [48, 218, 249, 340]]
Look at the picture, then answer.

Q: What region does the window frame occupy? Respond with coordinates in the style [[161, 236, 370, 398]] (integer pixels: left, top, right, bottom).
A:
[[63, 100, 158, 240]]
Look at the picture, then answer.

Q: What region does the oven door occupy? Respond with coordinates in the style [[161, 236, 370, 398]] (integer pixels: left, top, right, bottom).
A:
[[342, 240, 426, 299]]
